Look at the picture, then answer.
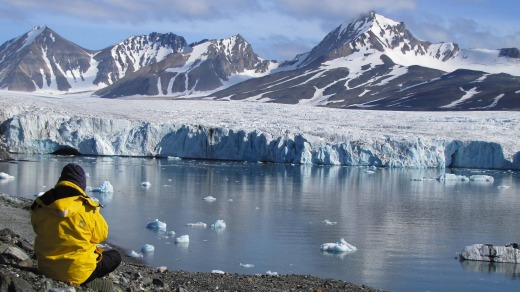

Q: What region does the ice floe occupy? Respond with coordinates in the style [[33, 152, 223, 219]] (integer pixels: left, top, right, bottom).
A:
[[175, 235, 190, 243], [146, 219, 167, 231], [211, 220, 226, 229], [0, 172, 15, 180], [141, 244, 155, 253], [320, 238, 357, 253], [90, 181, 114, 193]]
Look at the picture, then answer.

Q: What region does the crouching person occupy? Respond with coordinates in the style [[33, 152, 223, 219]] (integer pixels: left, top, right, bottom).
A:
[[31, 163, 121, 289]]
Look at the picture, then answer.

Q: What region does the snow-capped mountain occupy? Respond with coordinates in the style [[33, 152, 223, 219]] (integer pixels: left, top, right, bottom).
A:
[[0, 12, 519, 110], [0, 25, 96, 92], [212, 11, 520, 110], [93, 32, 189, 86], [95, 34, 277, 98]]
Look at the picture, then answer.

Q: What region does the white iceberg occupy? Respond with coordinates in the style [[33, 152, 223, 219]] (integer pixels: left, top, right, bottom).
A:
[[175, 235, 190, 243], [186, 222, 207, 228], [128, 250, 143, 258], [141, 244, 155, 253], [437, 173, 469, 182], [141, 181, 151, 187], [469, 175, 494, 182], [146, 219, 167, 231], [90, 181, 114, 193], [322, 219, 337, 225], [0, 172, 15, 180], [203, 196, 217, 202], [266, 270, 278, 276], [460, 243, 520, 263], [166, 230, 176, 237], [320, 238, 357, 253], [240, 263, 254, 268], [211, 220, 226, 229], [212, 270, 225, 274]]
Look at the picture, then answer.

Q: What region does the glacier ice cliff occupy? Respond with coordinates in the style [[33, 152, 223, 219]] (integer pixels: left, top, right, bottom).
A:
[[0, 94, 519, 170]]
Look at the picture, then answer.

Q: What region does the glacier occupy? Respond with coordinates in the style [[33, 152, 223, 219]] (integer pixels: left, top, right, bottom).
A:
[[0, 93, 519, 170]]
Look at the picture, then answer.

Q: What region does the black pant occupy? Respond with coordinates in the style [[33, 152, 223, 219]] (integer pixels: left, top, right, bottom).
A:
[[82, 250, 122, 284]]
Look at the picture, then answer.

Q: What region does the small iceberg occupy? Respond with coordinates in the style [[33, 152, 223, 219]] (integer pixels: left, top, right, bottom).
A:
[[322, 219, 337, 226], [240, 263, 254, 268], [141, 181, 151, 188], [266, 270, 278, 276], [146, 219, 167, 231], [166, 230, 176, 238], [469, 175, 494, 183], [90, 181, 114, 193], [212, 270, 225, 274], [203, 196, 217, 202], [141, 244, 155, 253], [211, 220, 226, 229], [437, 173, 469, 182], [128, 250, 143, 258], [186, 222, 207, 228], [175, 235, 190, 243], [460, 243, 520, 263], [320, 238, 357, 253], [0, 172, 15, 180]]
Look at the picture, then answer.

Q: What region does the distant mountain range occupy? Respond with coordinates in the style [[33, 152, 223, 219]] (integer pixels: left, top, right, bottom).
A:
[[1, 11, 519, 110]]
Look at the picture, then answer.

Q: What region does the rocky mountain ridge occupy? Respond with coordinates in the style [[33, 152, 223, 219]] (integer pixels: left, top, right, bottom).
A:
[[0, 12, 519, 110]]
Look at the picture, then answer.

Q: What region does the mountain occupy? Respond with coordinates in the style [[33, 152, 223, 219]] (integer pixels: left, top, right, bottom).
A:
[[94, 34, 277, 98], [0, 25, 95, 92], [0, 26, 190, 93], [0, 12, 519, 110], [211, 12, 520, 110]]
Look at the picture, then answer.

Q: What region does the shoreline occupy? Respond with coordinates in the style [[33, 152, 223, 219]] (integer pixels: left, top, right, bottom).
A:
[[0, 192, 385, 291]]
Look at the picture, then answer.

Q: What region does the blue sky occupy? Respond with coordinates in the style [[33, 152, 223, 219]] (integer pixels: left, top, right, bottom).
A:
[[1, 0, 519, 61]]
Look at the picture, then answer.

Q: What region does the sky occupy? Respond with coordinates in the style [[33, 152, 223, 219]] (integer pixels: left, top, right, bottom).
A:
[[1, 0, 519, 61]]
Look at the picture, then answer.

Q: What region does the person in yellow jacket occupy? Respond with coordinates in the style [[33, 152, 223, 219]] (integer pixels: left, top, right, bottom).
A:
[[31, 163, 121, 286]]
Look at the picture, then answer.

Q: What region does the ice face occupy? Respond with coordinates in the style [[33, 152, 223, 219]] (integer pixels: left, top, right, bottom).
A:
[[1, 94, 519, 170]]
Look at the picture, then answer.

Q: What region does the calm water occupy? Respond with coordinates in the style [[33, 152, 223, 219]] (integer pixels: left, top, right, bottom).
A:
[[1, 155, 519, 292]]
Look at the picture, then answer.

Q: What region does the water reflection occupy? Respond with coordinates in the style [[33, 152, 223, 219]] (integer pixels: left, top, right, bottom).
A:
[[460, 260, 520, 278], [1, 155, 520, 292]]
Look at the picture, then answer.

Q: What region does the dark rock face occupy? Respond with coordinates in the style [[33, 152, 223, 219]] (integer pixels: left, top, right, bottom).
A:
[[499, 48, 520, 58]]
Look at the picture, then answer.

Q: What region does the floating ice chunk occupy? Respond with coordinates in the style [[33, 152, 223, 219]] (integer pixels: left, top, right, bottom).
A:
[[211, 220, 226, 229], [469, 175, 494, 183], [322, 219, 337, 225], [320, 238, 357, 253], [146, 219, 167, 231], [498, 185, 510, 189], [128, 250, 143, 258], [437, 173, 469, 182], [212, 270, 225, 274], [266, 271, 278, 276], [175, 235, 189, 243], [0, 172, 15, 180], [166, 230, 176, 237], [364, 170, 375, 174], [186, 222, 207, 228], [91, 181, 114, 193], [203, 196, 216, 202], [410, 177, 435, 181], [141, 181, 151, 187], [141, 244, 154, 253], [240, 263, 254, 268]]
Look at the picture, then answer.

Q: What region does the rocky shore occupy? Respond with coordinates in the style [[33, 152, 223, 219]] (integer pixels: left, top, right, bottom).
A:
[[0, 192, 384, 291]]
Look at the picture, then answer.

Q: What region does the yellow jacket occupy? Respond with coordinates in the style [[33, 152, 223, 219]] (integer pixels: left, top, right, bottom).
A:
[[31, 181, 108, 285]]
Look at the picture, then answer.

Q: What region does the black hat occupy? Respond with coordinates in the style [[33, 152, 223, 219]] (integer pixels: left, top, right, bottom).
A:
[[59, 163, 87, 190]]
